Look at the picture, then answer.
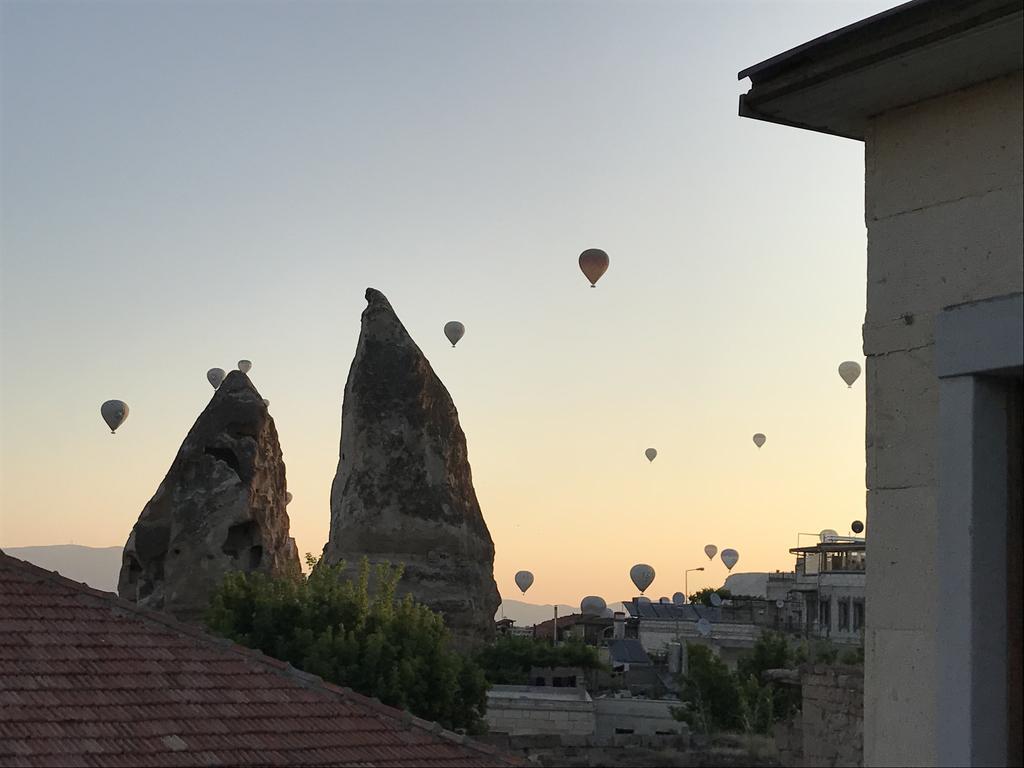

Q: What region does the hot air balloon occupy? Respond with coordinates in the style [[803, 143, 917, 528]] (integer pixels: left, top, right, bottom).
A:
[[704, 544, 717, 560], [696, 618, 712, 637], [709, 592, 723, 607], [672, 592, 685, 606], [838, 361, 861, 388], [630, 563, 656, 594], [752, 433, 766, 449], [720, 549, 739, 571], [207, 368, 226, 389], [285, 492, 293, 504], [443, 321, 465, 348], [851, 520, 865, 534], [514, 570, 534, 595], [238, 360, 252, 374], [100, 400, 129, 434], [581, 596, 607, 615], [578, 248, 609, 287], [645, 448, 657, 462]]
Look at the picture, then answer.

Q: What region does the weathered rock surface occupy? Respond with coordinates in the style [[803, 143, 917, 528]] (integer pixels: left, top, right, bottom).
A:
[[118, 371, 300, 621], [323, 288, 500, 647]]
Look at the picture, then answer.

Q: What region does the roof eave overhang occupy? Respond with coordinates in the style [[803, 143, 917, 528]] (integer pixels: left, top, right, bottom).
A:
[[737, 0, 1024, 141]]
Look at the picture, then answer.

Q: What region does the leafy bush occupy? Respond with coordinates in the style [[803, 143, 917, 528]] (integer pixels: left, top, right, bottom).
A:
[[673, 643, 742, 733], [688, 587, 732, 606], [205, 555, 488, 733], [475, 635, 603, 685]]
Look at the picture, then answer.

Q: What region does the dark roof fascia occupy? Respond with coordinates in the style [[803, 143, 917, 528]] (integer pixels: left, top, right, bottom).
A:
[[737, 0, 1024, 139]]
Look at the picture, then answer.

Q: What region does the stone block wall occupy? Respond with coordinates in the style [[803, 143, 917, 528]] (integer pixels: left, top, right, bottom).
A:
[[801, 665, 864, 767], [862, 71, 1024, 766]]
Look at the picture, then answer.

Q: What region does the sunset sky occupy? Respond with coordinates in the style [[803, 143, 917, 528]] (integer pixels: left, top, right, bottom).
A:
[[0, 0, 891, 606]]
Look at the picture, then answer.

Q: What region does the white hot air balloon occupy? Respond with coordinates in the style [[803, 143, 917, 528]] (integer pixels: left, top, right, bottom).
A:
[[514, 570, 534, 595], [704, 544, 717, 560], [285, 492, 293, 504], [444, 321, 465, 348], [207, 368, 226, 389], [752, 433, 766, 449], [645, 448, 657, 462], [581, 596, 607, 615], [238, 360, 252, 374], [696, 618, 712, 637], [100, 400, 129, 434], [720, 549, 739, 571], [673, 592, 686, 606], [710, 592, 723, 608], [838, 361, 861, 388], [630, 563, 656, 594]]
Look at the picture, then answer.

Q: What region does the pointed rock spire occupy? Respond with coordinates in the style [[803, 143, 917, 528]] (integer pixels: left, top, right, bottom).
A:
[[323, 288, 500, 647], [118, 371, 300, 621]]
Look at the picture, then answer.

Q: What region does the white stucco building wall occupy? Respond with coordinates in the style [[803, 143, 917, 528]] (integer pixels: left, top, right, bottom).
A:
[[861, 70, 1023, 767]]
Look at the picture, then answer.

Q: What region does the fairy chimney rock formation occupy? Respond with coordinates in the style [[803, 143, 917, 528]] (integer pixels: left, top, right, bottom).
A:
[[323, 288, 500, 646], [118, 370, 300, 621]]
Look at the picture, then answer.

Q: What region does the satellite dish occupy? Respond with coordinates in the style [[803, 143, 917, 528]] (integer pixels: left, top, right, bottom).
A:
[[237, 360, 252, 374], [207, 368, 226, 389], [838, 361, 861, 388], [514, 570, 534, 595], [710, 593, 723, 607], [443, 321, 465, 348], [752, 433, 766, 449], [696, 618, 712, 637], [819, 529, 839, 542], [720, 549, 739, 571], [645, 448, 657, 462], [581, 596, 607, 615], [637, 596, 652, 605], [601, 607, 614, 618], [630, 563, 656, 593], [776, 599, 785, 609], [578, 248, 610, 287], [704, 544, 717, 560], [672, 592, 685, 606], [285, 491, 293, 504], [659, 597, 671, 604], [100, 400, 129, 434], [851, 520, 865, 534]]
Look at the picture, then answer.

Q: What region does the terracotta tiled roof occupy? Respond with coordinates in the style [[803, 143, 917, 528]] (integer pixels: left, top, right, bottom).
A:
[[0, 551, 521, 767]]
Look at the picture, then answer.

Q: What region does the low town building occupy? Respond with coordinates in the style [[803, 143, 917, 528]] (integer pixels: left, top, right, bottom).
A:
[[787, 536, 866, 645]]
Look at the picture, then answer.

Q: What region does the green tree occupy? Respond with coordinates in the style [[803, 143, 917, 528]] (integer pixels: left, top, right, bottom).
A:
[[475, 635, 603, 685], [673, 643, 742, 733], [736, 631, 801, 731], [688, 587, 732, 606], [205, 555, 488, 733]]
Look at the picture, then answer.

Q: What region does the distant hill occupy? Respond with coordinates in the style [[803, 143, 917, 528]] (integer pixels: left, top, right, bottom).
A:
[[495, 599, 628, 627], [3, 545, 122, 593], [723, 572, 770, 598]]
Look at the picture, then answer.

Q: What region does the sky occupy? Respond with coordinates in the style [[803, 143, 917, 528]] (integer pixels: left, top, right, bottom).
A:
[[1, 0, 893, 607]]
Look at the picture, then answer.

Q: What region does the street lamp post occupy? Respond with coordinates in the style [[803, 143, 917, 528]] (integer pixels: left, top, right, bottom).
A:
[[684, 567, 705, 604]]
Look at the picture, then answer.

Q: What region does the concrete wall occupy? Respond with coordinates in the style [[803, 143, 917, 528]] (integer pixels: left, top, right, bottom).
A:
[[485, 685, 595, 737], [862, 71, 1024, 767], [593, 697, 686, 742]]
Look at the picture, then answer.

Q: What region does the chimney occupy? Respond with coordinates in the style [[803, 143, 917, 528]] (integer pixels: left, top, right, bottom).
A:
[[613, 611, 625, 639]]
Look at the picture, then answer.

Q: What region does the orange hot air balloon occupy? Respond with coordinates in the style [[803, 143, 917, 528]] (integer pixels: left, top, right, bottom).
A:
[[579, 249, 609, 287]]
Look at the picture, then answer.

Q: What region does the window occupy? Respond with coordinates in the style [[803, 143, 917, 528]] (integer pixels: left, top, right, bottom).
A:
[[853, 600, 865, 632], [838, 598, 850, 631], [818, 599, 831, 634]]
